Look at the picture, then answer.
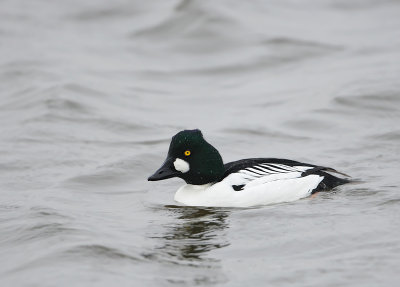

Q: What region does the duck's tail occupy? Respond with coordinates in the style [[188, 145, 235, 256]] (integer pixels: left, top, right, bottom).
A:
[[301, 166, 352, 193]]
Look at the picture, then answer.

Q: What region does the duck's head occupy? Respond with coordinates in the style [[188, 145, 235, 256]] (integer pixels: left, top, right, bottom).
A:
[[148, 129, 224, 185]]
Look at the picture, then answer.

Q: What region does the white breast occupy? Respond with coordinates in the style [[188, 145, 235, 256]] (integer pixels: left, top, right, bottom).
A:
[[174, 172, 323, 207]]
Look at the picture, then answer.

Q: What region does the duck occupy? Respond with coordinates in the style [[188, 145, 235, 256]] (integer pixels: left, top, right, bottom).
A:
[[148, 129, 350, 207]]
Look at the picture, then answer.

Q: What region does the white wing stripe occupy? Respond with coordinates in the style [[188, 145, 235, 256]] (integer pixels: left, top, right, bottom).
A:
[[258, 164, 281, 173], [253, 166, 277, 174], [246, 167, 270, 175], [226, 162, 319, 192], [237, 164, 311, 176], [239, 170, 260, 178], [269, 163, 298, 172], [260, 164, 292, 173]]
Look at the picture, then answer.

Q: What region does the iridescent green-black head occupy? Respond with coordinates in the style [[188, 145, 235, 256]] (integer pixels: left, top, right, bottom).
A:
[[148, 129, 224, 185]]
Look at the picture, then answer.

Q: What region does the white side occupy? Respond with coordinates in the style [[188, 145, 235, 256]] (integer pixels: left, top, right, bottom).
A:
[[174, 174, 324, 207]]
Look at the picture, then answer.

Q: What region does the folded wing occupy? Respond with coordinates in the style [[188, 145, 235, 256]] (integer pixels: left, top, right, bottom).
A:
[[222, 158, 349, 192]]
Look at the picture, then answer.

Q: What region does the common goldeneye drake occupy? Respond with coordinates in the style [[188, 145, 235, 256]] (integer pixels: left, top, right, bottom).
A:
[[148, 129, 349, 207]]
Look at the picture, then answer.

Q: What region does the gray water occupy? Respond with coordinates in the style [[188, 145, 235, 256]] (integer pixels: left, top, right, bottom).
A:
[[1, 0, 400, 286]]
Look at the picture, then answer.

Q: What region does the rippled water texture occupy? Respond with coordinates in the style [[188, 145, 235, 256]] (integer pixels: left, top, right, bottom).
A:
[[1, 0, 400, 286]]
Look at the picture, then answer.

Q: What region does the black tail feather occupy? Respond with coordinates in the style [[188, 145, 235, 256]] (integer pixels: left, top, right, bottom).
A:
[[312, 172, 351, 193]]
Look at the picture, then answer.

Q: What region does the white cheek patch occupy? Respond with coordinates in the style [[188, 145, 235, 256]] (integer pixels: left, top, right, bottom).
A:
[[174, 158, 190, 173]]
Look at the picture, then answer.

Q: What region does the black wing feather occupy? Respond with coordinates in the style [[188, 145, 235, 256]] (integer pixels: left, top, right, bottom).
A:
[[221, 158, 349, 192]]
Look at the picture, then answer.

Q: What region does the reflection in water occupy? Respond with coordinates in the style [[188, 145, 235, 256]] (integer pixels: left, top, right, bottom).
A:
[[143, 205, 231, 285], [146, 205, 230, 265], [160, 205, 230, 262]]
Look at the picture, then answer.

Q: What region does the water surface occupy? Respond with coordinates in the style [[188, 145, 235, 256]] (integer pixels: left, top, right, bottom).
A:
[[1, 0, 400, 286]]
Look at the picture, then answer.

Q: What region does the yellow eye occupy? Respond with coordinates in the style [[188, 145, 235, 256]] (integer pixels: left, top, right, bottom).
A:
[[184, 150, 191, 156]]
